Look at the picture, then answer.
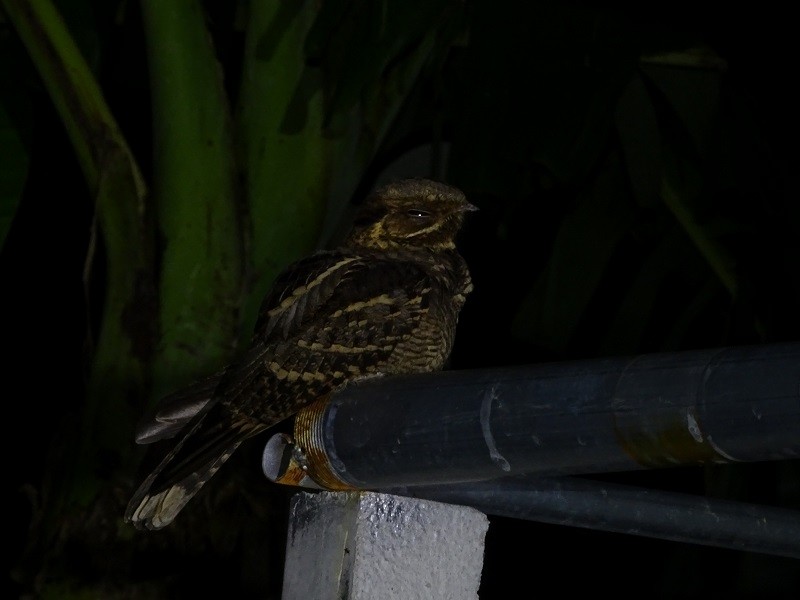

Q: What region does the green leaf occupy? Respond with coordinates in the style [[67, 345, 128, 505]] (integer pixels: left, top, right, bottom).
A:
[[235, 1, 454, 339], [512, 159, 635, 353], [140, 1, 243, 396], [2, 0, 154, 529], [598, 229, 688, 355], [447, 1, 638, 194], [639, 63, 739, 298], [311, 0, 459, 131], [234, 1, 333, 340], [615, 74, 662, 209], [661, 277, 721, 350]]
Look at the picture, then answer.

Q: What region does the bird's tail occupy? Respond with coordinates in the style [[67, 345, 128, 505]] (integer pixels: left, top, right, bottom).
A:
[[125, 400, 263, 530]]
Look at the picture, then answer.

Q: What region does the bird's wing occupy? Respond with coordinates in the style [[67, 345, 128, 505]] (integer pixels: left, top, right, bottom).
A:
[[215, 251, 440, 416], [134, 372, 224, 444], [255, 249, 435, 343], [254, 251, 432, 345]]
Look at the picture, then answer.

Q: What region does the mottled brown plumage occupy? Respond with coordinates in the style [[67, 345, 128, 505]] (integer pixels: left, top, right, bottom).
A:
[[125, 178, 475, 529]]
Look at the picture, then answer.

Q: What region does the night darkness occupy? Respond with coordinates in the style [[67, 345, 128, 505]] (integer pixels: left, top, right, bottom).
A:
[[2, 1, 799, 598]]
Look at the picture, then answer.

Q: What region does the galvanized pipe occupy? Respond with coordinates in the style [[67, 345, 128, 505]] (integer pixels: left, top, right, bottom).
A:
[[270, 343, 798, 489], [390, 476, 800, 559]]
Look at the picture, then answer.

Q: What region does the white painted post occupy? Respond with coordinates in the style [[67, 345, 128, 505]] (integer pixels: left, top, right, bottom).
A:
[[282, 490, 488, 600]]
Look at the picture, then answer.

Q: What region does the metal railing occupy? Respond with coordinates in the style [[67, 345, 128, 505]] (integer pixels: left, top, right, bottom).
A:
[[266, 342, 800, 569]]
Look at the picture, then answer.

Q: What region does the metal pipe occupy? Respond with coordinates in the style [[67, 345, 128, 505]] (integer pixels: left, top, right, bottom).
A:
[[267, 342, 799, 489], [387, 476, 800, 560]]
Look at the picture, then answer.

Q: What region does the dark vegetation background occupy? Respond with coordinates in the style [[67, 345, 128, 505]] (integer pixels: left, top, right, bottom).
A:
[[2, 1, 798, 598]]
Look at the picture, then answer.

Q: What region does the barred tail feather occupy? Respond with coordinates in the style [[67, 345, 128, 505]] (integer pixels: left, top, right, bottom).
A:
[[125, 442, 242, 530], [125, 400, 263, 530]]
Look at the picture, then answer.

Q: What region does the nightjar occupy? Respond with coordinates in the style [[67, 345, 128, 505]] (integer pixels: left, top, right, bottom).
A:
[[125, 178, 476, 529]]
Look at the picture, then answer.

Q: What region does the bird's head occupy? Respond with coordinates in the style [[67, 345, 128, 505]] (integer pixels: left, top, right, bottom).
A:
[[346, 178, 477, 250]]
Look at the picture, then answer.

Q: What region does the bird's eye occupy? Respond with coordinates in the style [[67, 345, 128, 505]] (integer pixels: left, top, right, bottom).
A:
[[406, 209, 431, 218]]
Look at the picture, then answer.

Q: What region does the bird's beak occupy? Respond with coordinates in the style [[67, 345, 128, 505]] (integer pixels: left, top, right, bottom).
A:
[[462, 202, 479, 213]]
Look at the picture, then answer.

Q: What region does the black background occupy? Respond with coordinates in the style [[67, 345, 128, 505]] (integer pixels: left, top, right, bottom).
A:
[[3, 1, 799, 597]]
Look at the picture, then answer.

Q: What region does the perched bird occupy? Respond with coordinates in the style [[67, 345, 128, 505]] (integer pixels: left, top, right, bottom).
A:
[[125, 178, 476, 529]]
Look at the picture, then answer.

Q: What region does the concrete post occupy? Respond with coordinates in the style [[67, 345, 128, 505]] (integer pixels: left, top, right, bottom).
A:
[[282, 490, 488, 599]]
